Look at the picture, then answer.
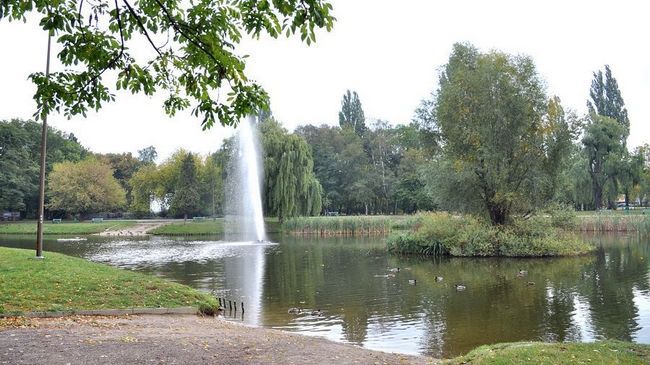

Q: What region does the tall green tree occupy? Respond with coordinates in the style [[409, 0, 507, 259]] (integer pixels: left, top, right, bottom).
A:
[[338, 90, 366, 136], [169, 153, 200, 220], [582, 114, 627, 210], [588, 65, 630, 142], [1, 0, 334, 128], [426, 43, 567, 225], [260, 119, 322, 221], [47, 159, 126, 216]]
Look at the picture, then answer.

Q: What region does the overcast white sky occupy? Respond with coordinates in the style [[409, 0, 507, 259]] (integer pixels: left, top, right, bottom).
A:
[[0, 0, 648, 161]]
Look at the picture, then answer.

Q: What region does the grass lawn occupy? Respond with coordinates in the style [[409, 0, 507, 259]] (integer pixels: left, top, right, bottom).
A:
[[0, 221, 136, 235], [444, 341, 650, 364], [149, 218, 282, 236], [0, 247, 218, 315]]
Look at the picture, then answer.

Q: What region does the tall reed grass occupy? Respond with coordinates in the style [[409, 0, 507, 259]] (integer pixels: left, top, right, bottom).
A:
[[283, 215, 407, 236], [576, 214, 650, 233]]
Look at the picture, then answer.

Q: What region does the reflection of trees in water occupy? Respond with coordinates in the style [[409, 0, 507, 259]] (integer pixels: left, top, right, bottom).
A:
[[585, 234, 650, 341], [259, 235, 650, 357], [261, 236, 403, 344]]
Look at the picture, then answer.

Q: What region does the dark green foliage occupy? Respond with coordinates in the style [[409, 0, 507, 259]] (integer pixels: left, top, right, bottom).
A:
[[338, 90, 366, 136], [0, 119, 87, 217], [96, 152, 144, 206], [170, 153, 200, 219], [0, 0, 334, 129], [588, 65, 630, 140], [260, 119, 322, 221], [137, 146, 157, 165], [582, 114, 627, 209]]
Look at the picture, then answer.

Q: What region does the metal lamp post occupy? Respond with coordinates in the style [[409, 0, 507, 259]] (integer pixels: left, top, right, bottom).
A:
[[35, 31, 52, 259]]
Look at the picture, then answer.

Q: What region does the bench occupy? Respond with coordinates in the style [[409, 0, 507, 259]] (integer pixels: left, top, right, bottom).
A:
[[52, 218, 62, 224], [192, 216, 206, 221], [91, 218, 104, 223]]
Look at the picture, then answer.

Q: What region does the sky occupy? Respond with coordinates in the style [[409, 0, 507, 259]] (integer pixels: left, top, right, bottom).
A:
[[0, 0, 648, 161]]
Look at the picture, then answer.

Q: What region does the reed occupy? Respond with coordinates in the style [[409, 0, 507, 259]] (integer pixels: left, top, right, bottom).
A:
[[575, 214, 650, 233], [283, 215, 407, 236]]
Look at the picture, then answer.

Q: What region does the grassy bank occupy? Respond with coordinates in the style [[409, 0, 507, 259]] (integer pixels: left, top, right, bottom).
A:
[[283, 215, 410, 236], [444, 341, 650, 364], [0, 247, 218, 315], [387, 212, 593, 257], [0, 221, 136, 235], [149, 218, 282, 236]]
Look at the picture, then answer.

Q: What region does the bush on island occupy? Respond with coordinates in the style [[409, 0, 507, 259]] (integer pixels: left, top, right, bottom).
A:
[[387, 210, 592, 257]]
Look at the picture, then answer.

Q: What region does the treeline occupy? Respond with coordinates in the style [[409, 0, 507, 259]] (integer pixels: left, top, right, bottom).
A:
[[2, 43, 649, 221], [300, 44, 650, 222]]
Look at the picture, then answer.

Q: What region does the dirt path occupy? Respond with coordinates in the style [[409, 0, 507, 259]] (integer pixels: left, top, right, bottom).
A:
[[0, 315, 436, 365], [98, 220, 170, 237]]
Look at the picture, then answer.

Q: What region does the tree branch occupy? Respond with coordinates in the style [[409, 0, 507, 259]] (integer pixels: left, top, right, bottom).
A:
[[122, 0, 163, 57]]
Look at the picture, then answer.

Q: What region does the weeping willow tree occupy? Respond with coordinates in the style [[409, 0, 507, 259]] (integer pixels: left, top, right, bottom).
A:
[[260, 119, 323, 221]]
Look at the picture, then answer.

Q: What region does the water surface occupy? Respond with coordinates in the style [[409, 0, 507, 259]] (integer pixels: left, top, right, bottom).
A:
[[1, 233, 648, 358]]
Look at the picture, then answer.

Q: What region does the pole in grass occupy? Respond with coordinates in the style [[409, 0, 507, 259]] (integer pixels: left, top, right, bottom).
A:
[[35, 30, 52, 259]]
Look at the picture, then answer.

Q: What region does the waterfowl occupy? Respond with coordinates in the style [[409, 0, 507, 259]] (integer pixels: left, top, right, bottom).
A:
[[388, 267, 400, 273], [287, 307, 302, 314], [527, 281, 535, 286], [435, 276, 443, 282], [517, 270, 528, 277], [408, 279, 417, 285], [455, 284, 466, 291], [310, 309, 323, 316]]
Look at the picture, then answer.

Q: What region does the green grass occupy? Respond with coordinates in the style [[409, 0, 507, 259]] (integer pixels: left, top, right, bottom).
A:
[[283, 215, 409, 236], [0, 221, 136, 235], [0, 247, 218, 314], [149, 218, 282, 236], [444, 341, 650, 364]]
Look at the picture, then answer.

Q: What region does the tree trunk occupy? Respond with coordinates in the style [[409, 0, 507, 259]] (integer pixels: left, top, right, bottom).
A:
[[184, 213, 187, 223], [592, 176, 603, 210]]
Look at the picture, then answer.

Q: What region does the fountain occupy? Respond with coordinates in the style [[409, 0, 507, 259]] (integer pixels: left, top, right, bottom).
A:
[[225, 116, 267, 242]]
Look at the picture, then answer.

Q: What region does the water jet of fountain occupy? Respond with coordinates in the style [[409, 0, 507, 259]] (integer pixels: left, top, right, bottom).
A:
[[225, 116, 266, 242]]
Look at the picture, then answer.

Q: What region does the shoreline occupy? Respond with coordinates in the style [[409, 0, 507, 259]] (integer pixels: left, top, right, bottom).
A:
[[0, 314, 435, 364]]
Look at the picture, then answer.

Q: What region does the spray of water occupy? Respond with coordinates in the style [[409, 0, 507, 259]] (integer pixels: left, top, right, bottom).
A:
[[225, 116, 266, 242]]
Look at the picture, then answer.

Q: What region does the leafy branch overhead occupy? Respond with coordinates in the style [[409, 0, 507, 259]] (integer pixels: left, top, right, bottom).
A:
[[0, 0, 335, 129]]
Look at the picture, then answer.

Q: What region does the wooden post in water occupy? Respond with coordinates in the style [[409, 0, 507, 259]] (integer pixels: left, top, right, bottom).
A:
[[241, 302, 245, 313]]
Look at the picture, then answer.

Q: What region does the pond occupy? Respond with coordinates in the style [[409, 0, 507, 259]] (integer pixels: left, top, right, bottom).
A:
[[1, 233, 649, 358]]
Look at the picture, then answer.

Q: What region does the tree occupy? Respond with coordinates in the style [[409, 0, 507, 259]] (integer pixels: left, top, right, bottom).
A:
[[426, 43, 565, 225], [137, 146, 158, 165], [588, 65, 630, 142], [47, 159, 126, 216], [96, 152, 143, 206], [260, 119, 322, 221], [617, 149, 645, 208], [582, 114, 627, 210], [169, 153, 200, 220], [1, 0, 334, 128], [0, 119, 87, 216], [338, 90, 366, 136], [129, 164, 159, 216]]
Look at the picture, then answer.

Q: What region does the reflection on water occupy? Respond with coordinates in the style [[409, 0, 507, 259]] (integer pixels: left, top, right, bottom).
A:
[[1, 233, 649, 358]]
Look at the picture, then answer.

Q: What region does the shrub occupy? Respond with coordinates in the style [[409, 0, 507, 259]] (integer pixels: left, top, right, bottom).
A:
[[387, 212, 593, 257]]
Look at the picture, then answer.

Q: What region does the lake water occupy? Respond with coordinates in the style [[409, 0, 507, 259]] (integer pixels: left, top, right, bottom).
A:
[[1, 233, 649, 358]]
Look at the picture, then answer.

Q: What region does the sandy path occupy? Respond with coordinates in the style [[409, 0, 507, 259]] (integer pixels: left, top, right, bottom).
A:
[[98, 220, 170, 237], [0, 315, 436, 365]]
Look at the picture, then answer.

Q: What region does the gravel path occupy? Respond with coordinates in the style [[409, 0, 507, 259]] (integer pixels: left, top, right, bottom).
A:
[[0, 315, 437, 365], [97, 221, 170, 237]]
